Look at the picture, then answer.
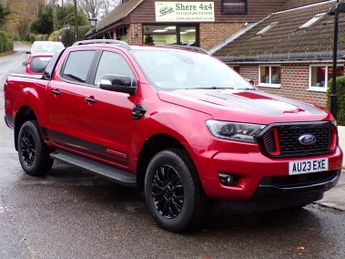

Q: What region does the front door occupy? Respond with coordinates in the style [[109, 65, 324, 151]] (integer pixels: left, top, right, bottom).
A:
[[81, 50, 137, 168]]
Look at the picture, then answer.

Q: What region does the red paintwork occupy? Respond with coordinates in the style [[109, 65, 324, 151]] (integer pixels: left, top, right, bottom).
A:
[[4, 44, 343, 201], [25, 53, 53, 75]]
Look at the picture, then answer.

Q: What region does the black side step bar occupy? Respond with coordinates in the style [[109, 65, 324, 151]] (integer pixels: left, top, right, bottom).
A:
[[50, 150, 137, 187]]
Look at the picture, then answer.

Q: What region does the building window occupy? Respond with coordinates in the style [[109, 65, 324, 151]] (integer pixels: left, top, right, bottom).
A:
[[309, 65, 345, 91], [143, 25, 198, 46], [116, 26, 128, 42], [259, 65, 281, 87], [221, 0, 247, 15]]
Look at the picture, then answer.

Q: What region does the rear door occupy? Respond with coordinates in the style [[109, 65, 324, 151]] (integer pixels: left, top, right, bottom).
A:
[[81, 50, 137, 168], [46, 50, 96, 149]]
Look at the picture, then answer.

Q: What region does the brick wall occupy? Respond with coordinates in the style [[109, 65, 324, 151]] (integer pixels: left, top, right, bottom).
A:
[[238, 65, 259, 85], [237, 64, 332, 107], [200, 23, 244, 50], [279, 65, 327, 107], [128, 24, 143, 45]]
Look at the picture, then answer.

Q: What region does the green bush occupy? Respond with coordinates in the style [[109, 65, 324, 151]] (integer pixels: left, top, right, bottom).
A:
[[0, 31, 13, 53], [48, 25, 91, 47], [48, 28, 64, 41], [328, 76, 345, 125]]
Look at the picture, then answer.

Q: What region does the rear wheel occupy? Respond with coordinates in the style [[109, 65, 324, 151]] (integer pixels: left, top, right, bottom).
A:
[[144, 149, 205, 232], [17, 120, 53, 176]]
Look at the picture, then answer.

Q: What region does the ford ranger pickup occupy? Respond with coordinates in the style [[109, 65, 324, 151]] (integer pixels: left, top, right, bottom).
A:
[[4, 40, 343, 232]]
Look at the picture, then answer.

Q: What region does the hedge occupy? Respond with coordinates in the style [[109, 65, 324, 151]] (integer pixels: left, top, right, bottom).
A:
[[327, 76, 345, 125], [0, 31, 13, 53]]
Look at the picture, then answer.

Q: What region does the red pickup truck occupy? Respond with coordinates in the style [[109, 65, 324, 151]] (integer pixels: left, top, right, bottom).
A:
[[4, 40, 343, 232]]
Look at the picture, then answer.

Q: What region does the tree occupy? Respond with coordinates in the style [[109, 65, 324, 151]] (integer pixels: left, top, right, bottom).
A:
[[58, 3, 88, 27], [30, 3, 88, 35], [30, 6, 54, 35], [4, 0, 43, 39], [0, 2, 9, 26]]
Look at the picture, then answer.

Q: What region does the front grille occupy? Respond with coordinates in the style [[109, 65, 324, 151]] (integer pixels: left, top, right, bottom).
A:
[[263, 129, 276, 153], [260, 170, 339, 188], [260, 122, 334, 157]]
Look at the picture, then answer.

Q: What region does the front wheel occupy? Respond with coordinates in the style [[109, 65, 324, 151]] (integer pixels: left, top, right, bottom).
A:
[[144, 149, 205, 232], [17, 120, 53, 176]]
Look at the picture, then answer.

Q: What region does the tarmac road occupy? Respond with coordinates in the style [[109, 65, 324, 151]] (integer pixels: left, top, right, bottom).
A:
[[1, 43, 345, 259]]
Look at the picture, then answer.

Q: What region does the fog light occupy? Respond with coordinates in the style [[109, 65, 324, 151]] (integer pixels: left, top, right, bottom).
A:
[[218, 173, 237, 186]]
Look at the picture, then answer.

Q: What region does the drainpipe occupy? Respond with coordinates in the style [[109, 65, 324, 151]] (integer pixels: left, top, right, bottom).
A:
[[330, 0, 340, 120]]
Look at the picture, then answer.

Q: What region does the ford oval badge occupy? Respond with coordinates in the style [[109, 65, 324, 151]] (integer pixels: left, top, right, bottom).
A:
[[298, 134, 317, 145]]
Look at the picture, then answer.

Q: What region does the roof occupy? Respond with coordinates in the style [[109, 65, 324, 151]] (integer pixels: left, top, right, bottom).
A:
[[94, 0, 144, 32], [279, 0, 330, 11], [214, 0, 345, 62]]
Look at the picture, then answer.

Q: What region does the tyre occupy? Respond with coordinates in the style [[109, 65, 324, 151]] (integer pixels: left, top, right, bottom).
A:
[[17, 120, 53, 176], [144, 149, 206, 232]]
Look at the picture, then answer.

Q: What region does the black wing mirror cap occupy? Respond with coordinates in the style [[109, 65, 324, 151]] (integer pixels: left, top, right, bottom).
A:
[[42, 71, 51, 80], [25, 51, 31, 54], [100, 74, 137, 95]]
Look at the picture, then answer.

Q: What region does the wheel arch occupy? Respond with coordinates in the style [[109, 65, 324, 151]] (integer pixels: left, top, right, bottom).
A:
[[136, 133, 200, 191], [14, 106, 38, 150]]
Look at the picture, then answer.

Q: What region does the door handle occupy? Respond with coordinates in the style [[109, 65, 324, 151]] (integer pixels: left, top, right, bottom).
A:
[[51, 89, 61, 95], [85, 96, 96, 104]]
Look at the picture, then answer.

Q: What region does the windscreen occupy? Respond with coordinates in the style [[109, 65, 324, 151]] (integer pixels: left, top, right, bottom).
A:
[[132, 50, 254, 91], [31, 56, 52, 73]]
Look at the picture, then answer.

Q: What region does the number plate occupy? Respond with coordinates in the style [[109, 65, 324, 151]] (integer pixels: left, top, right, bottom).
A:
[[289, 158, 328, 175]]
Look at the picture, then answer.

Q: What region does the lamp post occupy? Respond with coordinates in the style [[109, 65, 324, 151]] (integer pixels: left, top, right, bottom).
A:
[[329, 1, 345, 120], [64, 22, 71, 46], [89, 15, 98, 35], [64, 22, 71, 32]]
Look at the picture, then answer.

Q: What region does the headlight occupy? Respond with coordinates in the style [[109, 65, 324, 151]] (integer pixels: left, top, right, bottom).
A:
[[206, 120, 265, 143]]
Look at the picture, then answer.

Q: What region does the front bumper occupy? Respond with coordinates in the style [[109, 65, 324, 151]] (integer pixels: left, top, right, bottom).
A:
[[191, 144, 343, 201]]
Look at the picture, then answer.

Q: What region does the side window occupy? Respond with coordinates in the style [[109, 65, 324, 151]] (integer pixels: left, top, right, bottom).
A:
[[94, 51, 134, 86], [62, 51, 95, 83]]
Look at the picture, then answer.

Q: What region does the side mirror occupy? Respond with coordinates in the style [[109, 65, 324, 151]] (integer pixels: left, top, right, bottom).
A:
[[42, 71, 51, 80], [22, 61, 28, 66], [25, 51, 31, 54], [244, 77, 256, 87], [100, 74, 137, 95]]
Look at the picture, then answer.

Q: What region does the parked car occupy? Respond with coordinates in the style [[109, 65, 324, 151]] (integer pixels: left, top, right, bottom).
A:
[[5, 40, 343, 232], [26, 41, 64, 55], [23, 53, 53, 75]]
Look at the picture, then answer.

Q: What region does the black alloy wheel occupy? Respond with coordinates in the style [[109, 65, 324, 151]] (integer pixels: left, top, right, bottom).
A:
[[151, 165, 184, 219], [20, 130, 36, 167], [144, 149, 206, 232]]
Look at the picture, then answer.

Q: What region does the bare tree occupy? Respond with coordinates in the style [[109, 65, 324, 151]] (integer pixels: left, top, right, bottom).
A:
[[101, 0, 120, 16], [77, 0, 120, 19]]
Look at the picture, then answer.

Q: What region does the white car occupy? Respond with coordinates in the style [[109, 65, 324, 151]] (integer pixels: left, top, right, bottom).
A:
[[26, 41, 64, 55]]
